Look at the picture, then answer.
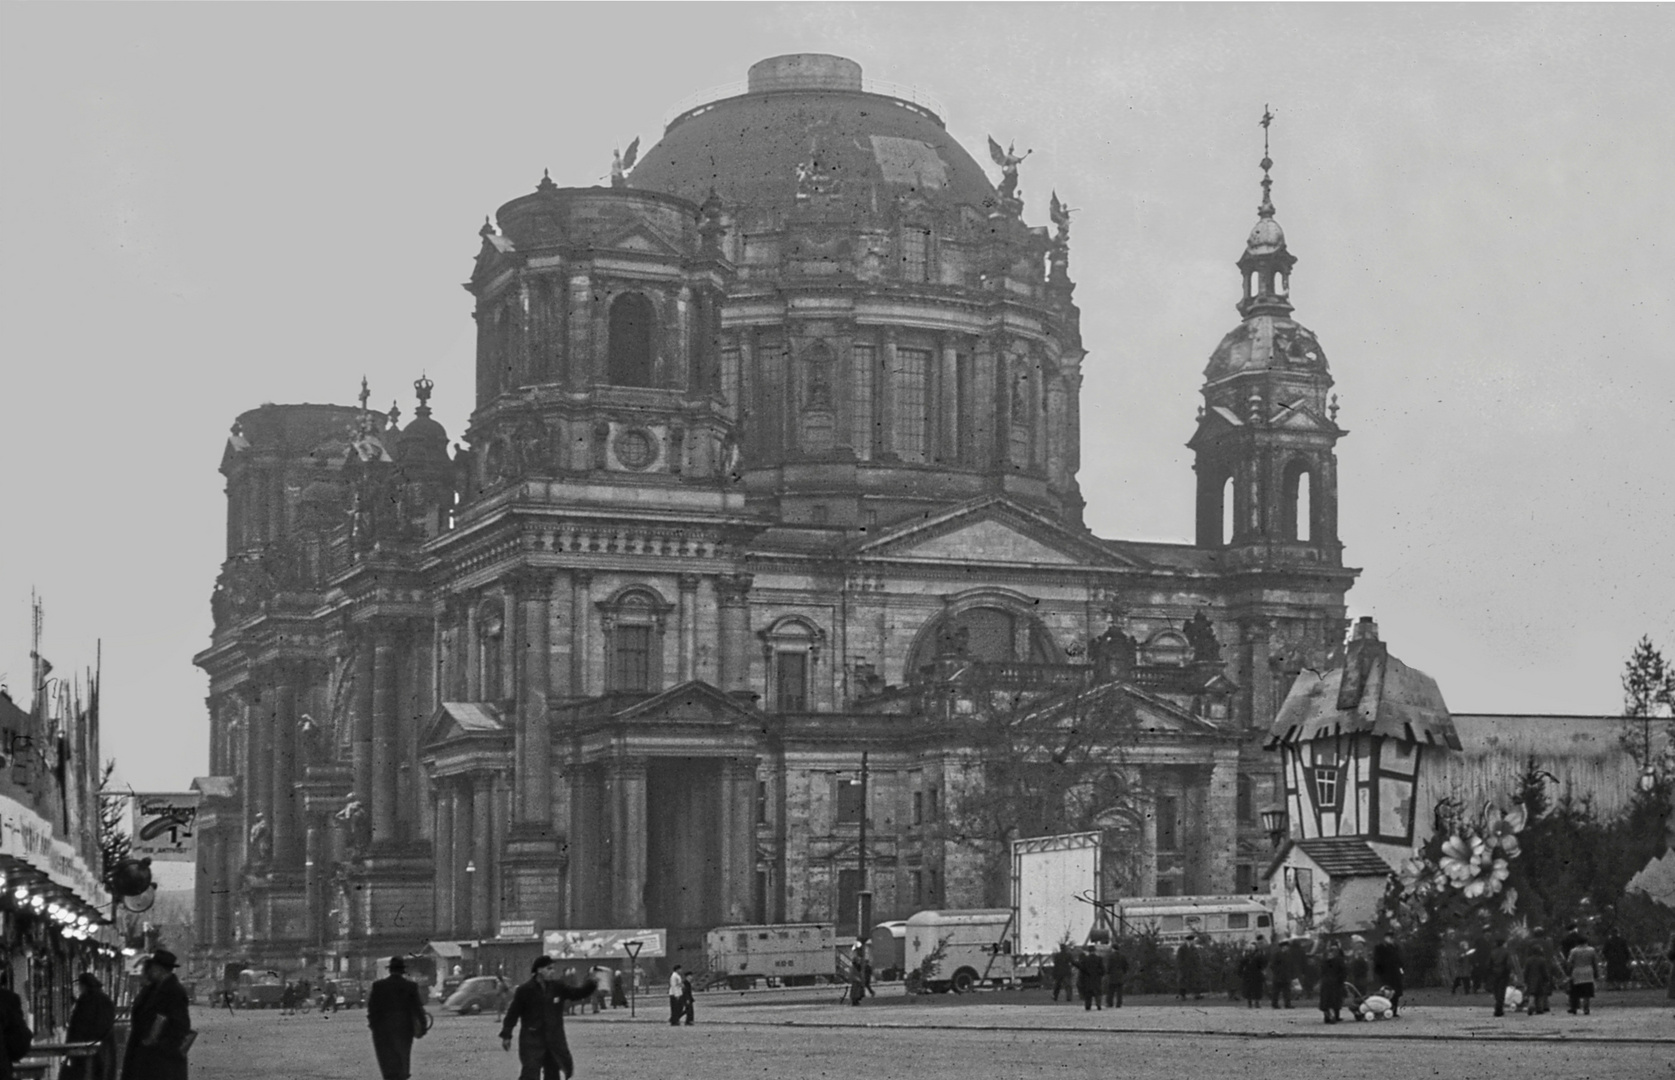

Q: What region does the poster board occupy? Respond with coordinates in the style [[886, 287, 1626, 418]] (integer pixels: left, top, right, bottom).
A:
[[1011, 831, 1102, 962]]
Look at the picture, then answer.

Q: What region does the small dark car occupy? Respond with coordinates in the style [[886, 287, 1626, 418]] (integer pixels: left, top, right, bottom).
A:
[[442, 975, 513, 1015]]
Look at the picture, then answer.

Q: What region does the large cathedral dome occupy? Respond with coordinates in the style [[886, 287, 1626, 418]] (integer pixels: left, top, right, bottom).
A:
[[630, 54, 999, 217]]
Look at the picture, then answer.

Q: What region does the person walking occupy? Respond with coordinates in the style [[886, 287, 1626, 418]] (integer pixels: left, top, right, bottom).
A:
[[121, 949, 192, 1080], [0, 972, 32, 1080], [1601, 929, 1631, 990], [1522, 928, 1557, 1015], [1487, 936, 1516, 1018], [1267, 936, 1294, 1009], [1371, 931, 1405, 1018], [1239, 938, 1267, 1008], [679, 969, 695, 1026], [1175, 936, 1203, 1001], [1566, 935, 1598, 1016], [1075, 945, 1105, 1011], [366, 956, 426, 1080], [63, 972, 117, 1080], [1050, 943, 1073, 1003], [1104, 946, 1128, 1009], [1318, 941, 1348, 1024], [500, 957, 597, 1080]]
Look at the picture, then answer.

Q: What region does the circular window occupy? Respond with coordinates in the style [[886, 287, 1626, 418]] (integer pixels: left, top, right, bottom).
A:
[[613, 428, 658, 470]]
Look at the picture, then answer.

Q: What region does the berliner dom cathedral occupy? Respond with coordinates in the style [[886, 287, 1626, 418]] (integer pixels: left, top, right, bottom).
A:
[[194, 55, 1352, 973]]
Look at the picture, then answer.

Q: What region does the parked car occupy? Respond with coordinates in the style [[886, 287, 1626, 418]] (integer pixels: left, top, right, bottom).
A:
[[235, 969, 286, 1009], [442, 975, 513, 1015], [318, 977, 367, 1009]]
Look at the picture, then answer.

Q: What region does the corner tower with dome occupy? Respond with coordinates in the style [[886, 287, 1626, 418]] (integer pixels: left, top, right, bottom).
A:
[[192, 56, 1356, 978]]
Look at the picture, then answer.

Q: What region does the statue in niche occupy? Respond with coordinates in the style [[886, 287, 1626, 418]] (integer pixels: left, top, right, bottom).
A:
[[335, 792, 371, 855], [247, 812, 272, 867], [592, 421, 612, 471], [1184, 611, 1222, 666]]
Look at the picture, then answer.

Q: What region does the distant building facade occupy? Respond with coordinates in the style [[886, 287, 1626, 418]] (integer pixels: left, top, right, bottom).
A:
[[193, 54, 1360, 974]]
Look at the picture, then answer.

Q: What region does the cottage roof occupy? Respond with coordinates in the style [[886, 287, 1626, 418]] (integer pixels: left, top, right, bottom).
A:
[[1266, 617, 1460, 750]]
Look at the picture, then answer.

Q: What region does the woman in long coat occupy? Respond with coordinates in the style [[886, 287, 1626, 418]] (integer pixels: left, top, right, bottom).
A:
[[64, 972, 117, 1080], [1318, 941, 1348, 1024]]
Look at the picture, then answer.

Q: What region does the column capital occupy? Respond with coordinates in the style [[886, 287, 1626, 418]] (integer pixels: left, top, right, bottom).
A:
[[716, 573, 754, 607], [677, 573, 702, 593]]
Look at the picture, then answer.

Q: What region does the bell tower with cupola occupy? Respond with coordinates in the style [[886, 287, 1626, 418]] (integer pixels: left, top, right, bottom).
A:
[[1190, 111, 1344, 569]]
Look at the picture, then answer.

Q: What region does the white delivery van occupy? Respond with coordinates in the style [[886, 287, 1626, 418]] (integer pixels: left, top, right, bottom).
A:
[[903, 909, 1017, 993], [705, 923, 838, 988], [1111, 895, 1275, 945]]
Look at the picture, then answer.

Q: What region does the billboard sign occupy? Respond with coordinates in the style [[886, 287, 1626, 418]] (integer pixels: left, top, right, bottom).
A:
[[542, 927, 666, 960], [131, 792, 200, 861], [1011, 831, 1103, 962]]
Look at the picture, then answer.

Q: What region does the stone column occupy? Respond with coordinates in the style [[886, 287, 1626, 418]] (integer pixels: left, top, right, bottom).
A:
[[721, 760, 759, 924], [271, 676, 298, 867], [571, 572, 593, 697], [608, 758, 647, 926], [434, 780, 455, 937], [940, 334, 960, 463], [352, 631, 374, 822], [465, 600, 481, 701], [518, 574, 552, 825], [472, 774, 494, 937], [880, 329, 899, 458], [454, 780, 475, 937], [1203, 751, 1240, 895], [372, 628, 400, 844], [677, 574, 699, 683], [716, 574, 753, 694], [304, 816, 322, 946]]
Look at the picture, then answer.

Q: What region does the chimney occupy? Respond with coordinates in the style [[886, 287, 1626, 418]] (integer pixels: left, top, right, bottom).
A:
[[1351, 616, 1379, 642]]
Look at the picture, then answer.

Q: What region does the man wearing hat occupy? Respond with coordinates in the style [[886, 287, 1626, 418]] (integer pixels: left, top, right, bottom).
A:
[[121, 950, 191, 1080], [366, 957, 427, 1080], [499, 956, 597, 1080]]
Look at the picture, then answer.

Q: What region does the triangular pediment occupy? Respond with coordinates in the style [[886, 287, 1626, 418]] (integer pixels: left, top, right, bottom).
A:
[[1186, 406, 1243, 449], [597, 221, 684, 258], [853, 497, 1139, 568], [610, 680, 760, 725], [426, 701, 509, 745], [1270, 400, 1334, 432]]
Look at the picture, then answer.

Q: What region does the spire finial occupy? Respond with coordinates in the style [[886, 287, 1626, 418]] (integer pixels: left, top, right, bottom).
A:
[[536, 167, 557, 194], [414, 372, 434, 418], [1258, 105, 1276, 219], [358, 376, 370, 413], [479, 215, 495, 238]]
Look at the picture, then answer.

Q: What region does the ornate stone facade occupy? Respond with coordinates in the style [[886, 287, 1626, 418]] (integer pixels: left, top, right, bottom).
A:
[[192, 55, 1354, 975]]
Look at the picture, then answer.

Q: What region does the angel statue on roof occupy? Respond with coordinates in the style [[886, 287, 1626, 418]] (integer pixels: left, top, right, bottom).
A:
[[611, 137, 640, 188], [988, 137, 1031, 203]]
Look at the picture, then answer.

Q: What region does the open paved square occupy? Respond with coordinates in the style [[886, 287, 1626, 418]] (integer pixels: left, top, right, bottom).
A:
[[189, 987, 1671, 1079]]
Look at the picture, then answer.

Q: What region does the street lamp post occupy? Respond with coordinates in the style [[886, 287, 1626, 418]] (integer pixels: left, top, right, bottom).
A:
[[1259, 807, 1289, 849], [464, 860, 478, 971]]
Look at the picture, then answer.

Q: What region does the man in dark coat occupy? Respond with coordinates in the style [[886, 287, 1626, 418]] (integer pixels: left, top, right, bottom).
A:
[[121, 949, 192, 1080], [1103, 946, 1128, 1008], [1318, 941, 1348, 1023], [1371, 931, 1405, 1017], [1267, 937, 1294, 1009], [65, 972, 118, 1080], [1050, 943, 1072, 1003], [366, 956, 426, 1080], [1075, 946, 1105, 1011], [500, 956, 598, 1080], [1239, 937, 1267, 1007], [1601, 929, 1632, 989], [1176, 936, 1203, 1000], [1487, 936, 1516, 1018]]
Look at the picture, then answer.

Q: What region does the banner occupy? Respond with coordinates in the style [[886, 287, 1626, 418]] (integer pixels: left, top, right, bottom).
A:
[[0, 794, 103, 904], [131, 792, 200, 861], [542, 927, 666, 960]]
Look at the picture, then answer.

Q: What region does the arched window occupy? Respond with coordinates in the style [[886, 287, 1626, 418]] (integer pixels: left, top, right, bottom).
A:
[[598, 586, 672, 692], [1282, 460, 1312, 542], [760, 616, 825, 712], [910, 603, 1055, 675], [800, 342, 836, 454], [478, 600, 506, 701], [1221, 475, 1236, 548], [607, 292, 655, 387]]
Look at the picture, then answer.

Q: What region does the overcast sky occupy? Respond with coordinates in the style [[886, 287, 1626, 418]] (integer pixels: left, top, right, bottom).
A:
[[2, 4, 1671, 791]]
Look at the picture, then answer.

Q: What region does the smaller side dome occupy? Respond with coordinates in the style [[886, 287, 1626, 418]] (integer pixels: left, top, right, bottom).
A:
[[1245, 216, 1286, 256]]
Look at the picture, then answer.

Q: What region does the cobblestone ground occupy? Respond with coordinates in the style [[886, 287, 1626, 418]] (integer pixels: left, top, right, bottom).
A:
[[188, 987, 1671, 1080]]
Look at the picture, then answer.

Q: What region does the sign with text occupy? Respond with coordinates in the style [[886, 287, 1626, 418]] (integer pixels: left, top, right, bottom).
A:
[[497, 919, 538, 940], [131, 792, 199, 861], [543, 927, 666, 960]]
